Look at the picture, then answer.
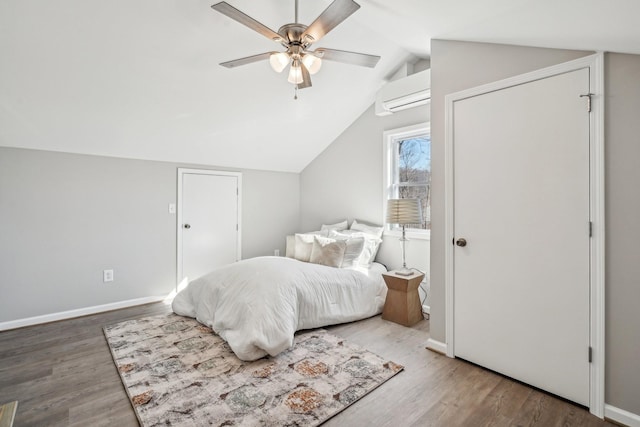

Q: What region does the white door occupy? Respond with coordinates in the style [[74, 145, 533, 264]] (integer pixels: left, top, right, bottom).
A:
[[452, 68, 590, 405], [178, 169, 241, 284]]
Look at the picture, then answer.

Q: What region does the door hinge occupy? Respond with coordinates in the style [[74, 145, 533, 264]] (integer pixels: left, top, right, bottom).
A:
[[588, 346, 593, 363], [589, 221, 593, 237], [580, 93, 593, 113]]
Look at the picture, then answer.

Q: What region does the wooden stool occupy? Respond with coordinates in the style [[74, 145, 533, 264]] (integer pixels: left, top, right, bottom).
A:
[[381, 271, 425, 326]]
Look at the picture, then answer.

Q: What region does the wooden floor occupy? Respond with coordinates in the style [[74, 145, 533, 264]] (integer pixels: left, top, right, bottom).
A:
[[0, 303, 615, 427]]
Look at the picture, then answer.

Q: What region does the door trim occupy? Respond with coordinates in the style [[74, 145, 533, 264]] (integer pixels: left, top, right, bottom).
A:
[[176, 168, 242, 288], [443, 53, 605, 417]]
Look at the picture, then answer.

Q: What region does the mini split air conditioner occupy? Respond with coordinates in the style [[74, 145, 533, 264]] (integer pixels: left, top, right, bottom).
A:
[[375, 69, 430, 116]]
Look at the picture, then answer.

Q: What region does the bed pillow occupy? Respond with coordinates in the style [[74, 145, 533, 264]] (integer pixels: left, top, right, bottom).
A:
[[328, 231, 366, 268], [294, 233, 317, 262], [332, 230, 382, 266], [292, 231, 330, 261], [320, 220, 348, 232], [350, 219, 384, 238], [303, 229, 329, 237], [309, 236, 346, 268], [285, 235, 296, 258]]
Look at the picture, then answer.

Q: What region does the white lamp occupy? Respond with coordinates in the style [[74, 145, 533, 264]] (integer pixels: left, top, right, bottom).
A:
[[269, 52, 290, 73], [287, 59, 303, 84], [386, 198, 422, 276], [301, 53, 322, 74]]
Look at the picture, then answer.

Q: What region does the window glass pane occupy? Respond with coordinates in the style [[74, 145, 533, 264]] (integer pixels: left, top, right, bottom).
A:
[[397, 136, 430, 184], [394, 134, 430, 230], [398, 185, 430, 230]]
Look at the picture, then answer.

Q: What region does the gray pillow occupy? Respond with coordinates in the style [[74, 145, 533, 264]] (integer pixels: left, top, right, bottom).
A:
[[309, 236, 347, 268]]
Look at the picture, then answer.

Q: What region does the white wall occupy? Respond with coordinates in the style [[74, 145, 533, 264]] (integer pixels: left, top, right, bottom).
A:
[[299, 103, 430, 299], [0, 147, 300, 324]]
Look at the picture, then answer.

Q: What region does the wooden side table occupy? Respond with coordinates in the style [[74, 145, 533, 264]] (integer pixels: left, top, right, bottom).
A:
[[381, 271, 425, 326]]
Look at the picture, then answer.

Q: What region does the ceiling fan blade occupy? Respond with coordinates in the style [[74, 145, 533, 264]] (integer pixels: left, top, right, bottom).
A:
[[220, 52, 273, 68], [302, 0, 360, 43], [211, 2, 283, 42], [315, 48, 380, 68], [298, 62, 312, 89]]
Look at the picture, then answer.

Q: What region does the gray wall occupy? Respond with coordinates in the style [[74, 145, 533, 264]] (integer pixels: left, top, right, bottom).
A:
[[241, 168, 300, 258], [604, 52, 640, 414], [0, 147, 299, 323], [300, 103, 430, 277], [430, 40, 640, 414]]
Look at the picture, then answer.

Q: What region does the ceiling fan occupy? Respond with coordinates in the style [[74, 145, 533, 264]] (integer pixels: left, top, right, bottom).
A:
[[211, 0, 381, 95]]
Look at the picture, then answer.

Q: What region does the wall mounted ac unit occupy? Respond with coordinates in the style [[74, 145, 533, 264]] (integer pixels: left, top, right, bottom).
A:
[[375, 69, 430, 116]]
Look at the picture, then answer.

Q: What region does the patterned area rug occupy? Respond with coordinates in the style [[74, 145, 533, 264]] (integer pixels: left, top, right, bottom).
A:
[[104, 313, 403, 426]]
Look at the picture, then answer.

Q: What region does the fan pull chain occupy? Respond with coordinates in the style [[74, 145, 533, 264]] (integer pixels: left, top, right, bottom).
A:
[[294, 85, 298, 100]]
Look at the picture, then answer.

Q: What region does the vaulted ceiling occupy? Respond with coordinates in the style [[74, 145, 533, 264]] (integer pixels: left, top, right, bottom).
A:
[[1, 0, 639, 173]]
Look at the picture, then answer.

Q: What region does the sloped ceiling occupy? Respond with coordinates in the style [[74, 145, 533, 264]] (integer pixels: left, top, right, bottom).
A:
[[1, 0, 639, 173]]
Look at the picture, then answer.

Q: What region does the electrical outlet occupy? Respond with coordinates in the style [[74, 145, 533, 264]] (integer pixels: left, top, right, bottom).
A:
[[274, 249, 280, 256], [103, 269, 114, 282]]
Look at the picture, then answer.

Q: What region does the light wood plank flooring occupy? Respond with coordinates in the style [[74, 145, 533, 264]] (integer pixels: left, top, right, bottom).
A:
[[0, 303, 615, 426]]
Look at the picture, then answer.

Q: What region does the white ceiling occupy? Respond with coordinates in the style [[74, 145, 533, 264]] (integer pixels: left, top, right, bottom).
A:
[[1, 0, 639, 173]]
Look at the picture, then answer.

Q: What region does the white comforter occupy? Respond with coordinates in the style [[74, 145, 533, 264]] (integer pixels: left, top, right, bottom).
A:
[[172, 256, 387, 361]]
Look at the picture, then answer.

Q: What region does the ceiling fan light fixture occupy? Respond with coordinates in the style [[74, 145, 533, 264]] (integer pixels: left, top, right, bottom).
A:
[[287, 61, 303, 84], [301, 53, 322, 75], [269, 52, 290, 73]]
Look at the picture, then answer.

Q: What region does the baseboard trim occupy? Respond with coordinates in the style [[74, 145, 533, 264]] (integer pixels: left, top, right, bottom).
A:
[[0, 296, 166, 331], [605, 404, 640, 427], [425, 338, 447, 355]]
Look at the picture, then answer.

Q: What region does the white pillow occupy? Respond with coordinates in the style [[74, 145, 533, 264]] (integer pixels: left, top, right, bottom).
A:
[[304, 229, 329, 237], [320, 220, 348, 232], [350, 219, 384, 238], [328, 230, 366, 268], [361, 237, 382, 265], [309, 236, 346, 268], [332, 230, 382, 266], [285, 235, 296, 258], [294, 233, 317, 262]]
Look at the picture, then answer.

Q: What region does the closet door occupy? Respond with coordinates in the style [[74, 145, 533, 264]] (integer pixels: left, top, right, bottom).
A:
[[452, 68, 591, 405], [178, 169, 241, 284]]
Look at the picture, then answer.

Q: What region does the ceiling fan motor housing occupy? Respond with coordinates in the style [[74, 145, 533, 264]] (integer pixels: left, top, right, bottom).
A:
[[278, 23, 310, 46]]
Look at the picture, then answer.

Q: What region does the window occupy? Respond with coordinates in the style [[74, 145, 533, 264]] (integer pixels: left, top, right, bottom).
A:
[[383, 124, 431, 237]]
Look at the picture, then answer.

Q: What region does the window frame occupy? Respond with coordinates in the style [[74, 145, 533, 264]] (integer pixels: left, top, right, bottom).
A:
[[383, 123, 431, 240]]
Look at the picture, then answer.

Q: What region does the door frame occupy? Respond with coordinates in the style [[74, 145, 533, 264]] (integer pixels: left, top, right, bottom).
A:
[[443, 53, 605, 416], [176, 168, 242, 288]]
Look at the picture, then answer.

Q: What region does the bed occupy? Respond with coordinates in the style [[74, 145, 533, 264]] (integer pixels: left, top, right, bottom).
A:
[[172, 221, 387, 361]]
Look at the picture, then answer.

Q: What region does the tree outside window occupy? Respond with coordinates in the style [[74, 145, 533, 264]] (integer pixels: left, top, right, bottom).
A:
[[385, 124, 431, 233]]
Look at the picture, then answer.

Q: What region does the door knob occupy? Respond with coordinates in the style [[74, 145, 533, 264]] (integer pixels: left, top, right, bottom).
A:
[[183, 224, 191, 229], [455, 238, 467, 247]]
